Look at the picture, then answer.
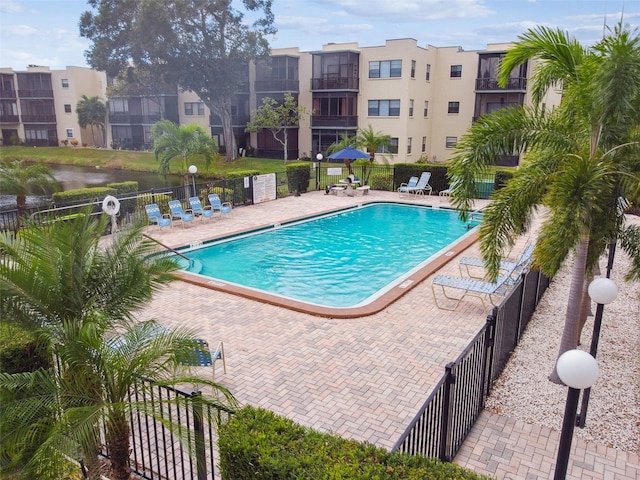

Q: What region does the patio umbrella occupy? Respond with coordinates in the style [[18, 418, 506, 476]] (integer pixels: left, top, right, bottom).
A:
[[327, 146, 371, 160]]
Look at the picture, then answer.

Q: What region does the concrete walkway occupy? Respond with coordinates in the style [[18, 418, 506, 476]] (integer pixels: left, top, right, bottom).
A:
[[133, 190, 638, 479]]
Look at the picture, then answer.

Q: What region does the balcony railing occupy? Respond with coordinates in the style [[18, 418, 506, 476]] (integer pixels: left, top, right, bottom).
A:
[[0, 89, 16, 99], [209, 114, 251, 127], [254, 79, 300, 92], [108, 113, 163, 125], [0, 114, 19, 123], [17, 89, 54, 98], [21, 114, 56, 123], [475, 77, 527, 91], [310, 77, 359, 91], [311, 115, 358, 128]]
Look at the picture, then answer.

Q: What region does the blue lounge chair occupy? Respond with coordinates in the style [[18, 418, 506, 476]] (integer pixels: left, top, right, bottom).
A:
[[458, 242, 535, 284], [145, 203, 172, 230], [168, 200, 195, 227], [398, 176, 418, 195], [399, 172, 432, 196], [432, 273, 511, 311], [208, 193, 232, 218], [189, 196, 214, 222]]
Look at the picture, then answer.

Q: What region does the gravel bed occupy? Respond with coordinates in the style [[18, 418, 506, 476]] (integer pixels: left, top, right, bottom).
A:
[[485, 217, 640, 453]]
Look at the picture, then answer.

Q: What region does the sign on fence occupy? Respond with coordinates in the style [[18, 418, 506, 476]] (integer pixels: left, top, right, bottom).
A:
[[252, 174, 277, 204]]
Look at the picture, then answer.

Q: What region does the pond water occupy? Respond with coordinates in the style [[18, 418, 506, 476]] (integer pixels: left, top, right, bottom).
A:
[[1, 164, 183, 209]]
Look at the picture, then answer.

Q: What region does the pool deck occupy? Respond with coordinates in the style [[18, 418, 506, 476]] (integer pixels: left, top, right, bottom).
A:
[[133, 190, 638, 480]]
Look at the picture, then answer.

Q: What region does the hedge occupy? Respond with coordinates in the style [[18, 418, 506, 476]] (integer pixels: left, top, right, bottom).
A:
[[218, 406, 492, 480], [285, 162, 311, 193]]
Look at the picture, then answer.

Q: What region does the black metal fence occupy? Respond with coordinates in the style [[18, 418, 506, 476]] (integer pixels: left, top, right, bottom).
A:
[[392, 269, 551, 462], [98, 379, 228, 480]]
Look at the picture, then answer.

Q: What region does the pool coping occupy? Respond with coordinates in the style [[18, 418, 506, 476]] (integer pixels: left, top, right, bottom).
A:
[[174, 200, 480, 318]]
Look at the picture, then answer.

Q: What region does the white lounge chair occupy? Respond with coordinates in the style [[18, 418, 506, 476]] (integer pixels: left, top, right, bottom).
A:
[[399, 172, 432, 196], [432, 273, 511, 311], [458, 242, 535, 283]]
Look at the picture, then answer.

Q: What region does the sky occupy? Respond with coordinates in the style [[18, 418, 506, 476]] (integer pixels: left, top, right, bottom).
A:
[[0, 0, 638, 71]]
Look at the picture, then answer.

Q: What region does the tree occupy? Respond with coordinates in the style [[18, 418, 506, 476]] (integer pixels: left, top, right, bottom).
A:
[[151, 120, 217, 189], [80, 0, 275, 162], [447, 24, 640, 382], [0, 212, 236, 479], [0, 160, 57, 213], [355, 124, 391, 163], [76, 95, 106, 147], [245, 93, 309, 163]]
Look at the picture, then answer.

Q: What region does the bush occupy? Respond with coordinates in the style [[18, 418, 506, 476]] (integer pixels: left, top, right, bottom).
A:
[[285, 163, 311, 194], [218, 406, 492, 480], [52, 187, 117, 206], [0, 324, 50, 374], [370, 172, 393, 191]]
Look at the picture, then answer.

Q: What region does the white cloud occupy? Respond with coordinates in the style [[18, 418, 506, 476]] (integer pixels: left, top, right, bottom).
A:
[[312, 0, 494, 20]]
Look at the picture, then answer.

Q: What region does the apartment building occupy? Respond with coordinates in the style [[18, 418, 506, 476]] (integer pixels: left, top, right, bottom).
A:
[[0, 65, 106, 147], [0, 39, 560, 165]]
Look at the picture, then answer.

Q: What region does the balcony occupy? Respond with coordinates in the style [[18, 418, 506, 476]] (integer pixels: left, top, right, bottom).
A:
[[254, 79, 300, 92], [0, 114, 19, 123], [311, 77, 359, 91], [475, 77, 527, 91], [108, 113, 163, 125], [210, 114, 251, 127], [17, 89, 54, 98], [0, 89, 16, 99], [21, 114, 56, 123], [311, 115, 358, 128]]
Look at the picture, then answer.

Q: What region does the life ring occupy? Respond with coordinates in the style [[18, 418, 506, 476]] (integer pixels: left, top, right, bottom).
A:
[[102, 195, 120, 216]]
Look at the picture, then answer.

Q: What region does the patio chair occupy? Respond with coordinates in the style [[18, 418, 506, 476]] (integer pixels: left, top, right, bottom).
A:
[[189, 196, 214, 222], [398, 176, 419, 195], [432, 273, 511, 311], [208, 193, 233, 218], [168, 200, 195, 227], [399, 172, 432, 196], [458, 241, 535, 283], [145, 203, 172, 230], [179, 339, 227, 381]]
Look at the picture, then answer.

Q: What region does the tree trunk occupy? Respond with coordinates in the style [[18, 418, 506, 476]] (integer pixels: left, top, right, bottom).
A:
[[549, 236, 590, 383], [107, 413, 132, 480], [283, 129, 288, 164], [577, 274, 594, 343]]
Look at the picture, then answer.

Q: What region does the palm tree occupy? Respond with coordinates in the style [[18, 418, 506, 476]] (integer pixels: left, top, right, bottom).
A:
[[0, 160, 58, 213], [76, 95, 107, 147], [447, 24, 640, 382], [151, 120, 217, 190], [355, 124, 391, 163], [0, 212, 236, 479]]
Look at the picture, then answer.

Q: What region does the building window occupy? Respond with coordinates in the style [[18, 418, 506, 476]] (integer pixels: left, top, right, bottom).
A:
[[448, 101, 460, 114], [426, 64, 431, 81], [422, 136, 426, 152], [411, 60, 416, 78], [184, 102, 204, 116], [446, 136, 458, 148], [409, 99, 414, 117], [64, 104, 72, 113], [377, 137, 398, 154], [407, 137, 412, 154], [66, 129, 74, 138], [368, 99, 400, 116], [61, 78, 69, 88], [450, 65, 462, 78], [423, 101, 429, 117], [368, 60, 402, 78]]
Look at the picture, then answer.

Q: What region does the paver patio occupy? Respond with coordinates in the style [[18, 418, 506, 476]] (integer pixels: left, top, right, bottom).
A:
[[133, 190, 638, 479]]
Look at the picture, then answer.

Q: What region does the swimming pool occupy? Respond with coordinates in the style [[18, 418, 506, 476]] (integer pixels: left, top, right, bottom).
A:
[[175, 202, 480, 317]]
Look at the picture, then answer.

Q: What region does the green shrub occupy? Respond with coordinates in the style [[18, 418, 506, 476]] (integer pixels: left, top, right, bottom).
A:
[[0, 324, 50, 374], [218, 406, 492, 480], [136, 193, 172, 216], [52, 187, 116, 206], [285, 163, 311, 193], [370, 172, 393, 191]]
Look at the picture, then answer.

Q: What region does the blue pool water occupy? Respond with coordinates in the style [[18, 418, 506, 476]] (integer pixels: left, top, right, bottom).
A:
[[177, 203, 479, 308]]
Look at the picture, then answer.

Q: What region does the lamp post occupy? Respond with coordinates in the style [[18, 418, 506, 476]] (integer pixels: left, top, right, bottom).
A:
[[188, 165, 197, 198], [576, 277, 618, 428], [554, 349, 599, 480], [316, 153, 323, 191]]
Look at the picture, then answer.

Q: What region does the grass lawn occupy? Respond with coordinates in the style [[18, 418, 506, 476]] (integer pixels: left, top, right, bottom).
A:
[[0, 146, 291, 178]]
